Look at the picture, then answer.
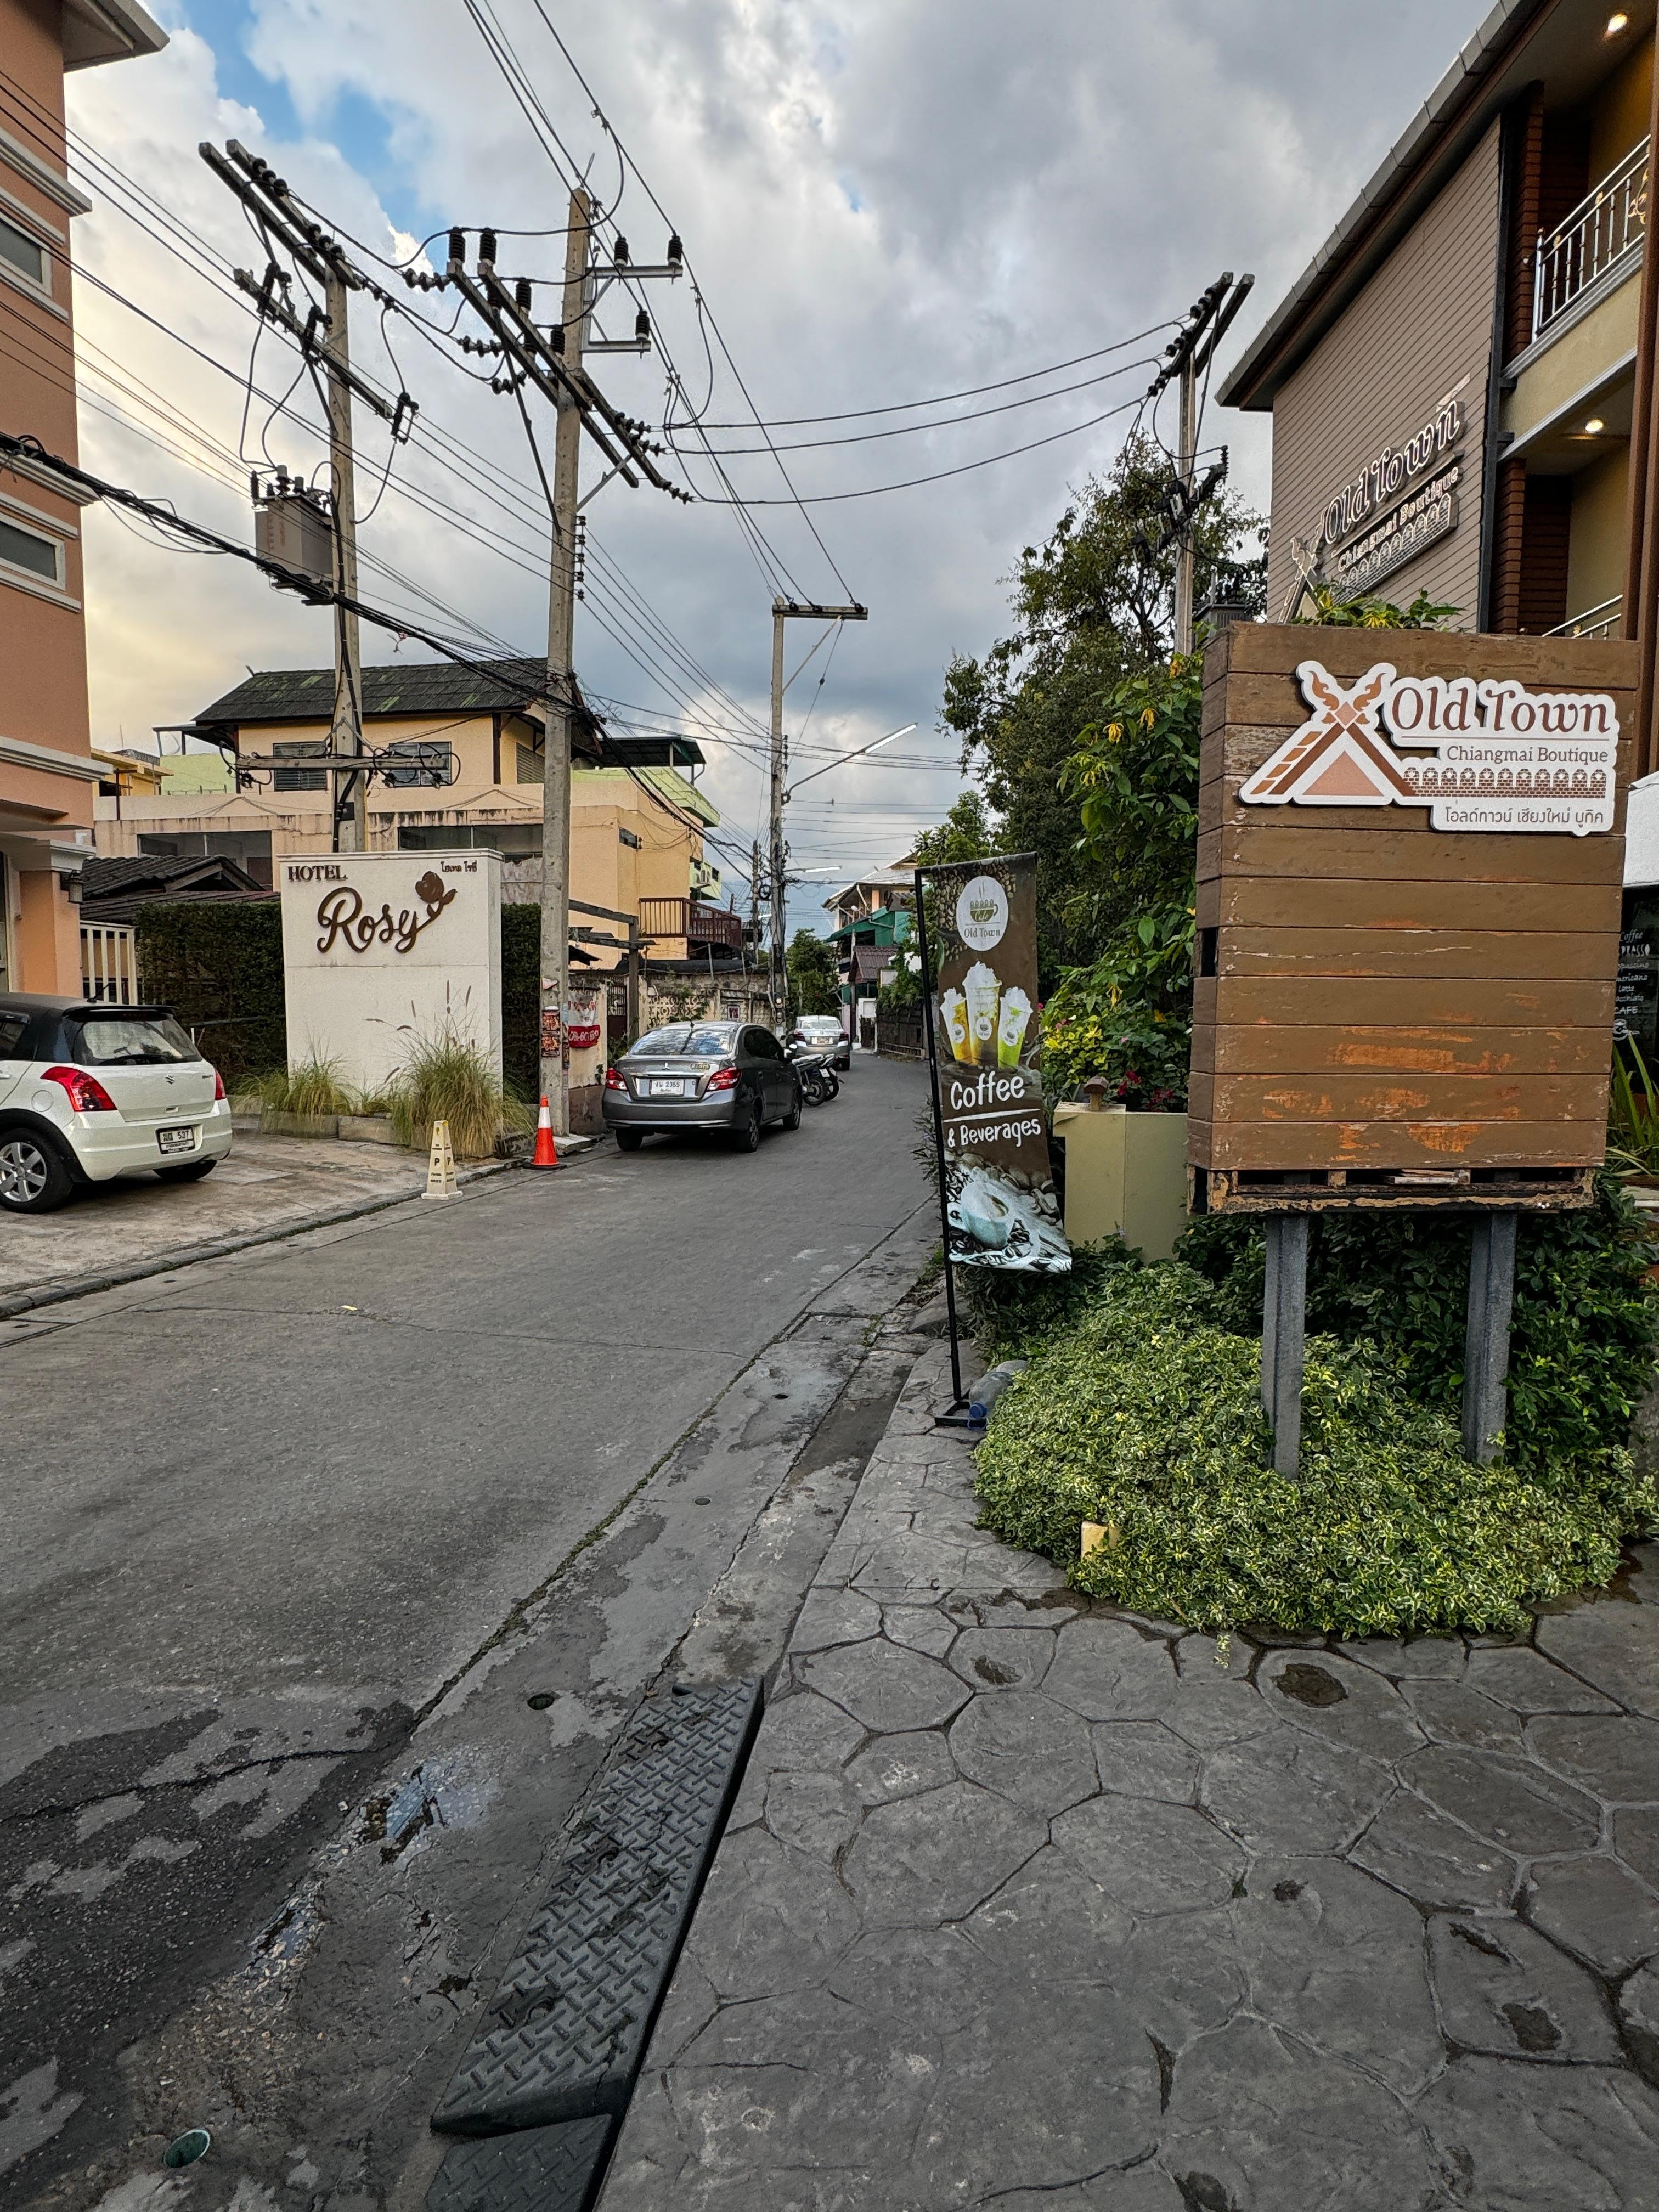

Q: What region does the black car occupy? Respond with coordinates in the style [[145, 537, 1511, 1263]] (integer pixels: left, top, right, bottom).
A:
[[602, 1021, 802, 1152]]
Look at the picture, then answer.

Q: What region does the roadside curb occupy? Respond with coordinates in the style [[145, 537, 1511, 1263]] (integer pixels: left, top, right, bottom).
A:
[[0, 1156, 518, 1321]]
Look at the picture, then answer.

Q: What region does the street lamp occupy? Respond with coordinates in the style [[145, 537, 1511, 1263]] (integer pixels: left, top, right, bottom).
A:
[[783, 723, 917, 801]]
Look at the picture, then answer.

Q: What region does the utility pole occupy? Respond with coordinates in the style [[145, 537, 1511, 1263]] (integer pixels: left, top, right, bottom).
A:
[[439, 208, 688, 1132], [324, 263, 365, 852], [1173, 345, 1198, 658], [1150, 270, 1254, 654], [751, 837, 764, 994], [769, 598, 866, 1024], [538, 188, 591, 1135], [199, 140, 416, 853]]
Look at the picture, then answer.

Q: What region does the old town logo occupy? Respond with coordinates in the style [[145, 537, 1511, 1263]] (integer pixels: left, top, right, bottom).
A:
[[314, 868, 458, 955], [1239, 661, 1620, 836]]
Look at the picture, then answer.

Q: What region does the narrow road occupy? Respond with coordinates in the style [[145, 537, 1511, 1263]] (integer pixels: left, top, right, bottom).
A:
[[0, 1057, 932, 2207]]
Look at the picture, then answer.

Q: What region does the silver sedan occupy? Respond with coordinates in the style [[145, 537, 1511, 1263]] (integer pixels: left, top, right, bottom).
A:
[[602, 1022, 803, 1153]]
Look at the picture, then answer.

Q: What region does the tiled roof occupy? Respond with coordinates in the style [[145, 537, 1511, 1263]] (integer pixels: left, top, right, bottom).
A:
[[195, 658, 561, 726], [80, 853, 264, 900]]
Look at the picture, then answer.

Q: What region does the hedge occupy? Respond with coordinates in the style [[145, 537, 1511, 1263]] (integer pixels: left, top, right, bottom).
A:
[[136, 899, 284, 1085], [136, 896, 544, 1093]]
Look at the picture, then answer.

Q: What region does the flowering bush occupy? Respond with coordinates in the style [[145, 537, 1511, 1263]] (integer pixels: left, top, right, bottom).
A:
[[1041, 1003, 1189, 1108]]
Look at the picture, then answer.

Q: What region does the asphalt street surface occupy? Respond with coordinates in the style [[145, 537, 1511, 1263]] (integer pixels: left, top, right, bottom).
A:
[[0, 1056, 932, 2208]]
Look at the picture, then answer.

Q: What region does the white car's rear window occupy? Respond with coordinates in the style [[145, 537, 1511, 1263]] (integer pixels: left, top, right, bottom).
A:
[[73, 1014, 199, 1066]]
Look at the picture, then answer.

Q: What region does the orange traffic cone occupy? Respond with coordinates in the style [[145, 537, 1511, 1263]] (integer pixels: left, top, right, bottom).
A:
[[529, 1095, 563, 1170]]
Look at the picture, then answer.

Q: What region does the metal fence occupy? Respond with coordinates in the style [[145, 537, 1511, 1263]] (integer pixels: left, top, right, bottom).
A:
[[81, 924, 141, 1004], [1534, 140, 1648, 340]]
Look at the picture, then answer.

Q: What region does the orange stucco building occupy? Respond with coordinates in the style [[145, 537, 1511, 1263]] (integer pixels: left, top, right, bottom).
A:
[[0, 0, 166, 992]]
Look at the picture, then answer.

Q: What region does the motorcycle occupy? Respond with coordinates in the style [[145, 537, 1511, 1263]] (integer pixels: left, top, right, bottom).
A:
[[787, 1039, 835, 1106]]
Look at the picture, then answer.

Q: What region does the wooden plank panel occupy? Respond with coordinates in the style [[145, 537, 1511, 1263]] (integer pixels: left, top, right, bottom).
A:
[[1195, 1118, 1608, 1171], [1221, 622, 1640, 687], [1196, 878, 1220, 930], [1220, 928, 1616, 981], [1207, 823, 1626, 886], [1216, 876, 1622, 934], [1211, 976, 1613, 1029], [1204, 1072, 1606, 1124], [1205, 1022, 1611, 1077]]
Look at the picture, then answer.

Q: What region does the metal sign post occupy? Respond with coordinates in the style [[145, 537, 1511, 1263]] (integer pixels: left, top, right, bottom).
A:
[[912, 866, 969, 1415]]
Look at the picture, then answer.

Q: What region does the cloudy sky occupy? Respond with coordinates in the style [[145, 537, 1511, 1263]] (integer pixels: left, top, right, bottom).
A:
[[60, 0, 1459, 921]]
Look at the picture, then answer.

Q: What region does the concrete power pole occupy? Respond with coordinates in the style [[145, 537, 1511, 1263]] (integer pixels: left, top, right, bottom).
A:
[[1173, 349, 1197, 658], [324, 264, 366, 853], [539, 189, 592, 1133], [769, 597, 866, 1024]]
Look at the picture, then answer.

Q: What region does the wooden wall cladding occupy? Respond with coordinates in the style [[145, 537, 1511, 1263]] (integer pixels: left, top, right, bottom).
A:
[[1190, 624, 1638, 1210]]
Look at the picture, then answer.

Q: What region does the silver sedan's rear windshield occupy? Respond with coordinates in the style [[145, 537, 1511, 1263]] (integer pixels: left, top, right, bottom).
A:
[[70, 1013, 199, 1065], [629, 1025, 736, 1058]]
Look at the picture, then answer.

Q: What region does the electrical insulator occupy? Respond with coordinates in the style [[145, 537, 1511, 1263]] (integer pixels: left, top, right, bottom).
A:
[[551, 325, 565, 355], [613, 235, 629, 265], [478, 228, 498, 269], [515, 279, 532, 312], [635, 309, 650, 343], [667, 233, 683, 268]]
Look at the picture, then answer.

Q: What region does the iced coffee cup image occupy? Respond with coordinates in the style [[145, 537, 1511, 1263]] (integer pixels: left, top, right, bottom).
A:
[[939, 988, 970, 1063], [996, 986, 1032, 1069], [963, 961, 1001, 1064]]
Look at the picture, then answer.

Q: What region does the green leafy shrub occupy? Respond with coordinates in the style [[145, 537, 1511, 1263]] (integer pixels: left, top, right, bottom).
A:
[[1040, 1004, 1190, 1108], [501, 902, 543, 1102], [974, 1265, 1656, 1635], [1180, 1175, 1657, 1476], [961, 1237, 1139, 1359], [136, 898, 284, 1085]]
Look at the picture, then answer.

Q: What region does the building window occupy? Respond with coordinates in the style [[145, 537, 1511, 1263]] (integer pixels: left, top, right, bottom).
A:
[[0, 212, 47, 292], [397, 824, 543, 857], [272, 741, 328, 792], [619, 826, 642, 849], [0, 513, 61, 585], [516, 740, 544, 783]]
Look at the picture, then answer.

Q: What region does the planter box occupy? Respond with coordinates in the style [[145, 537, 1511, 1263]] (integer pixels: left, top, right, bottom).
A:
[[259, 1109, 341, 1139], [337, 1115, 400, 1147], [1051, 1104, 1189, 1260]]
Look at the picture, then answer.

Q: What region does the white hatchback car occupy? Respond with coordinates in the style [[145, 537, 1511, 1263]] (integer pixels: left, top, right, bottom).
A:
[[0, 994, 234, 1215]]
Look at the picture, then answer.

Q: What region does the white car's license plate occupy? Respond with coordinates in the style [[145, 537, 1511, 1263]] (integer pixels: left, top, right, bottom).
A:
[[649, 1079, 687, 1097], [156, 1126, 198, 1155]]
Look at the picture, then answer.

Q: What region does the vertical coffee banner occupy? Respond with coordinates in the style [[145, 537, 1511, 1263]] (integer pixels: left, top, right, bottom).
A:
[[922, 853, 1070, 1273]]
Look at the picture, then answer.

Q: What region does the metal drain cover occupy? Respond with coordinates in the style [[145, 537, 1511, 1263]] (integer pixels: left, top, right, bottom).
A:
[[425, 2117, 613, 2212], [432, 1678, 761, 2134]]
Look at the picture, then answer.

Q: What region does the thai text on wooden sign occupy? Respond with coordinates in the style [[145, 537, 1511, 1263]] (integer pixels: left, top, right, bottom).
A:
[[1189, 625, 1636, 1215]]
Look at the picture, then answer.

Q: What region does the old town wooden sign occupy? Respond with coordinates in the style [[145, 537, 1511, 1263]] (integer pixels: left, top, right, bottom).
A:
[[1190, 624, 1638, 1216]]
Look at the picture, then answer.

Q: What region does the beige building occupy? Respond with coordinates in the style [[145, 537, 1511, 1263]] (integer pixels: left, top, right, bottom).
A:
[[1223, 0, 1654, 644], [93, 657, 743, 978], [0, 0, 167, 994]]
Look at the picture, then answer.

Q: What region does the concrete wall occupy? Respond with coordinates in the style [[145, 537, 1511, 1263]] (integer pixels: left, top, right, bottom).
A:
[[279, 849, 503, 1098]]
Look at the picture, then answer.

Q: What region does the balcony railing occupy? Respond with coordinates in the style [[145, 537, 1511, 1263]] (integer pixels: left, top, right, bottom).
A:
[[637, 897, 744, 953], [1534, 140, 1648, 340], [1545, 595, 1624, 642]]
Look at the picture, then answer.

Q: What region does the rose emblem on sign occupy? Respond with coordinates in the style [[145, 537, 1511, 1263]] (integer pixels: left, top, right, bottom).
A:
[[955, 874, 1009, 951]]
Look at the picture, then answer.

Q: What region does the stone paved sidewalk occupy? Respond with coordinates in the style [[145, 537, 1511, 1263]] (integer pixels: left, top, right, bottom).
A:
[[600, 1343, 1659, 2211]]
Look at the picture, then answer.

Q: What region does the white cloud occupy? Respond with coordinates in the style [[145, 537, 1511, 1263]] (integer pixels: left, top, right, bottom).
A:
[[61, 0, 1459, 905]]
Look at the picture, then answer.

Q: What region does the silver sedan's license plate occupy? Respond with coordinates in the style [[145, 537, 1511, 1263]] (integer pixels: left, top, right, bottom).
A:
[[649, 1079, 687, 1098], [157, 1125, 198, 1155]]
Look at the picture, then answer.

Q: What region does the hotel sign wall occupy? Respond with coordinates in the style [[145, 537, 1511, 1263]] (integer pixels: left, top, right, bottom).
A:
[[1190, 624, 1635, 1215], [1314, 390, 1466, 601]]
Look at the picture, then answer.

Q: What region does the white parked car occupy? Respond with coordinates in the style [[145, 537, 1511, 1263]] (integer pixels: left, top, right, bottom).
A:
[[0, 994, 234, 1215]]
